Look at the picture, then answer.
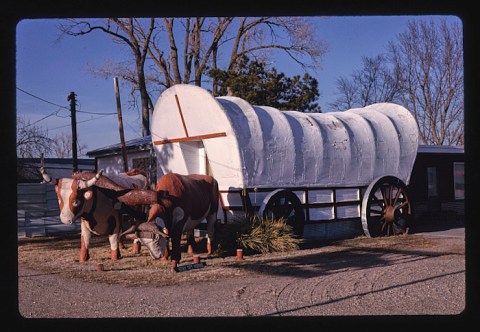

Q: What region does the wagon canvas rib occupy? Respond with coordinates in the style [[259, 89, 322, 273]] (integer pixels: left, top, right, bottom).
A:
[[174, 94, 189, 137]]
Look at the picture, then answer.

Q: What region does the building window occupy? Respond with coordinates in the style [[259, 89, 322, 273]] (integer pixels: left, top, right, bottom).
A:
[[453, 162, 464, 200], [427, 167, 438, 197]]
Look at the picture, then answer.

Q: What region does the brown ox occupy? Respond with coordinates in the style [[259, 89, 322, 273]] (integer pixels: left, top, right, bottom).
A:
[[41, 167, 149, 261], [122, 173, 219, 264]]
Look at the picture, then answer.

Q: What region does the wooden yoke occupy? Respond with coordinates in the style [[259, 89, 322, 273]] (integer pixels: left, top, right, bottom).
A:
[[72, 171, 163, 206]]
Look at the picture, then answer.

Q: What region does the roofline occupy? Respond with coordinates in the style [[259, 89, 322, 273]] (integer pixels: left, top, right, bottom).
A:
[[86, 137, 152, 157], [417, 144, 464, 154], [87, 144, 152, 158], [17, 157, 95, 164]]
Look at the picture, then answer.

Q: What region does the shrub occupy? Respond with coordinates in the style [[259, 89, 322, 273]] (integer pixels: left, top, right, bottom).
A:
[[218, 214, 302, 255]]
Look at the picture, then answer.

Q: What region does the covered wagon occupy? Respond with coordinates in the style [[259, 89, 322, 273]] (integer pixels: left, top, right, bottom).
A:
[[150, 84, 419, 241]]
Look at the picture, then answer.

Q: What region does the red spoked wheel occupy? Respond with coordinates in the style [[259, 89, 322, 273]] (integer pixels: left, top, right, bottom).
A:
[[361, 176, 412, 237]]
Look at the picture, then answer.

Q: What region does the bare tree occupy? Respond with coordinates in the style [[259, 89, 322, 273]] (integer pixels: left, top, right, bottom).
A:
[[147, 17, 235, 89], [16, 115, 54, 158], [58, 18, 155, 136], [225, 17, 325, 70], [59, 17, 327, 127], [388, 18, 463, 145], [329, 76, 357, 112], [17, 115, 54, 180], [145, 16, 327, 95], [214, 17, 327, 95], [57, 17, 327, 143], [52, 132, 88, 158], [329, 55, 400, 112]]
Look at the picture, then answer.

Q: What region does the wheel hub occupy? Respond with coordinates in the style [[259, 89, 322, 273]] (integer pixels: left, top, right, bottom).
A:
[[383, 206, 398, 223]]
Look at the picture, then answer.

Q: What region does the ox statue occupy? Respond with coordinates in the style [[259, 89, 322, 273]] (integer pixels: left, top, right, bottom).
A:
[[40, 167, 149, 261], [121, 173, 219, 266]]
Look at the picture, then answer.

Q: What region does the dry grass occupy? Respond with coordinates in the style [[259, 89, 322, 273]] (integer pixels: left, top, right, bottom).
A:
[[218, 215, 301, 255], [18, 231, 458, 287]]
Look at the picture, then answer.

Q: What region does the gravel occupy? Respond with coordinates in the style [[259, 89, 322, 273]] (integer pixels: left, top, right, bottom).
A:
[[17, 231, 465, 318]]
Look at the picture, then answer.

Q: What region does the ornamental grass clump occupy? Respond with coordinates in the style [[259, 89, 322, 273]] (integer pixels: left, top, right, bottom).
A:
[[219, 214, 302, 255]]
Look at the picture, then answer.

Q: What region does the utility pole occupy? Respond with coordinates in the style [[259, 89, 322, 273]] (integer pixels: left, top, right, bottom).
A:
[[114, 77, 129, 172], [68, 91, 78, 172]]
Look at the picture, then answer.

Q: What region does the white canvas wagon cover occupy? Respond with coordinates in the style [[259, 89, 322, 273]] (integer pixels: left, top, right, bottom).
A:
[[151, 84, 419, 191]]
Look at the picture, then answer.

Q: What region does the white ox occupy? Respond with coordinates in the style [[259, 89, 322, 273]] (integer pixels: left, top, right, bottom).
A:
[[41, 168, 149, 261]]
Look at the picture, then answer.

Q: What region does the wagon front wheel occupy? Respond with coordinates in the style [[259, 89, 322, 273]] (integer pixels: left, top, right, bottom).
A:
[[258, 189, 305, 237], [361, 176, 412, 237]]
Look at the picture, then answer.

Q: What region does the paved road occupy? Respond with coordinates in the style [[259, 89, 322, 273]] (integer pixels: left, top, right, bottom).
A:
[[412, 223, 465, 237]]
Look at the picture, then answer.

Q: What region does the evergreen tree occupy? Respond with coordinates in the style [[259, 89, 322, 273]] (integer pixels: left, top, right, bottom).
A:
[[209, 56, 321, 112]]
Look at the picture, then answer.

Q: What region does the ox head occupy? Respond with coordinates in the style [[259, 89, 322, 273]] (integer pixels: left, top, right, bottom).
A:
[[40, 167, 103, 224], [121, 220, 169, 259]]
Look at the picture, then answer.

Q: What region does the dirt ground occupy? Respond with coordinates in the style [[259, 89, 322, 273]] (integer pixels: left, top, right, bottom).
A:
[[16, 229, 466, 320], [18, 233, 273, 287]]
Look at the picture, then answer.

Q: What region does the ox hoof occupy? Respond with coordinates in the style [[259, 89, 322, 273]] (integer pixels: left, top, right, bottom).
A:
[[111, 249, 122, 261], [171, 260, 178, 270], [132, 242, 141, 254], [79, 251, 90, 262]]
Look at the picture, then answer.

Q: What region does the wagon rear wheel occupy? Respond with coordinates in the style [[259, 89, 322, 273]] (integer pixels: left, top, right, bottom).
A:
[[258, 189, 305, 237], [361, 176, 412, 237]]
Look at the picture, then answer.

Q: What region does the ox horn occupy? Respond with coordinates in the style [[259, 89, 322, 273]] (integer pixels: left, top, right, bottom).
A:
[[120, 222, 168, 238], [78, 169, 104, 189], [138, 222, 169, 237], [120, 224, 137, 237], [39, 167, 57, 185]]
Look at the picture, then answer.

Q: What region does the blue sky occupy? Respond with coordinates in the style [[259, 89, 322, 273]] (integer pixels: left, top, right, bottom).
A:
[[16, 16, 461, 155]]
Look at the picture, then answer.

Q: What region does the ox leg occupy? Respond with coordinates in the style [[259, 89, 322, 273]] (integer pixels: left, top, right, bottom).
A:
[[159, 239, 170, 261], [171, 231, 182, 264], [187, 230, 195, 254], [80, 220, 91, 262], [108, 233, 122, 261], [154, 217, 170, 260], [132, 238, 141, 254], [206, 213, 216, 255]]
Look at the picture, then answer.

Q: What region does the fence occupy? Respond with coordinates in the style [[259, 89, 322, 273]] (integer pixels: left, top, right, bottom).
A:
[[17, 183, 80, 237]]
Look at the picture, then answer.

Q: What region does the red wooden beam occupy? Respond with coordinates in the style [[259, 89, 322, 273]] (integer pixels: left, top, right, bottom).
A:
[[153, 132, 227, 145], [174, 94, 189, 137]]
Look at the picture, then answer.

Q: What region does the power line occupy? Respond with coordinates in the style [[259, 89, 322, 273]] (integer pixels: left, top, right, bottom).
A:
[[76, 97, 122, 116], [17, 87, 69, 109], [48, 113, 113, 131], [17, 86, 117, 127], [77, 110, 117, 115], [24, 109, 60, 127]]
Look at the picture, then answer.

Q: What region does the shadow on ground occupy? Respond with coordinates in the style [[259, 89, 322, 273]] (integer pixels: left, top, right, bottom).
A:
[[226, 236, 459, 279]]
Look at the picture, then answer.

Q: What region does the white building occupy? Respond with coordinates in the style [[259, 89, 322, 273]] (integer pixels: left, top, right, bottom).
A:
[[86, 136, 157, 187]]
